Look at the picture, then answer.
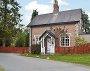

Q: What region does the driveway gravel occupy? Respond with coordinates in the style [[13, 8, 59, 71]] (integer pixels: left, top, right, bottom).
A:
[[0, 53, 90, 71]]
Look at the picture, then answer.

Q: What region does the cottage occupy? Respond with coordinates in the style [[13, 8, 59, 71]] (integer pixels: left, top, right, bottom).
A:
[[27, 0, 84, 54]]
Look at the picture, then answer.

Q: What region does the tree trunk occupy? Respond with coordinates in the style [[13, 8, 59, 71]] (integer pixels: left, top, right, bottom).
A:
[[2, 38, 5, 47]]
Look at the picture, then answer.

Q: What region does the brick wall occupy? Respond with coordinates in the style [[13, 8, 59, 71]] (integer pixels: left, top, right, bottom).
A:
[[31, 24, 77, 47]]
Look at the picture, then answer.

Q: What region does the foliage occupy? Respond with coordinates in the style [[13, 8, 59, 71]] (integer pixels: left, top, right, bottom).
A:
[[0, 0, 21, 47], [15, 30, 29, 47], [5, 38, 11, 47], [82, 11, 90, 34], [75, 36, 87, 46], [31, 44, 41, 54], [25, 32, 29, 47], [31, 10, 38, 21], [15, 35, 25, 47]]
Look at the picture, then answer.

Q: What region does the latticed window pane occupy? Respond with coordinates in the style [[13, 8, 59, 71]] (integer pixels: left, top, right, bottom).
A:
[[61, 35, 70, 46]]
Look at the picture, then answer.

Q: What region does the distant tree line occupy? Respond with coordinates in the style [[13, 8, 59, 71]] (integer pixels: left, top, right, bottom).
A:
[[82, 10, 90, 34]]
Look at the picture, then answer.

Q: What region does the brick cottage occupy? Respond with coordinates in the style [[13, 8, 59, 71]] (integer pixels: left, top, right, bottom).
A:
[[27, 0, 90, 54]]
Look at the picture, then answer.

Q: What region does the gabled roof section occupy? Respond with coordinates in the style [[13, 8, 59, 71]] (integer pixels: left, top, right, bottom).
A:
[[28, 9, 82, 27], [39, 30, 55, 40]]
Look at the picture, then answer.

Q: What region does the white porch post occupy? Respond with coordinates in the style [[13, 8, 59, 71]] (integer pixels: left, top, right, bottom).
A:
[[43, 36, 45, 54], [41, 36, 45, 54], [41, 38, 42, 53]]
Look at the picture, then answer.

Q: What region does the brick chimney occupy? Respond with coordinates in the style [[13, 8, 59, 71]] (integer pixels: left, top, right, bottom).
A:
[[53, 0, 59, 13]]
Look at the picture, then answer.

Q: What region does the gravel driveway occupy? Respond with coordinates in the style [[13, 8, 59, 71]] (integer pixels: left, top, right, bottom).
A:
[[0, 53, 90, 71]]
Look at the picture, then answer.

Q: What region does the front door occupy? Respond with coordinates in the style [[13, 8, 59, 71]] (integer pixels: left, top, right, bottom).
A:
[[47, 38, 51, 54], [46, 37, 55, 54]]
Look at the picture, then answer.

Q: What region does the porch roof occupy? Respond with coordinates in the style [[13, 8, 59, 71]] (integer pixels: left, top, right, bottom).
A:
[[39, 30, 56, 40]]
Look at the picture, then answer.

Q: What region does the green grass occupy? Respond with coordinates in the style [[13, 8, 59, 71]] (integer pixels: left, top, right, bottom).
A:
[[0, 66, 5, 71], [22, 53, 90, 66], [48, 54, 90, 66]]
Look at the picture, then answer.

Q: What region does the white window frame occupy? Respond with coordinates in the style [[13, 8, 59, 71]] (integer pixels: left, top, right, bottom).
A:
[[34, 35, 40, 44], [60, 33, 71, 47]]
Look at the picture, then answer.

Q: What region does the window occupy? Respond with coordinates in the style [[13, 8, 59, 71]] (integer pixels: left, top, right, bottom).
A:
[[34, 35, 40, 44], [60, 35, 70, 47]]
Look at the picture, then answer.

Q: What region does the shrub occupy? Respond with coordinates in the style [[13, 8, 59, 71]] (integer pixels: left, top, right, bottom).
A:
[[75, 36, 87, 46], [31, 44, 41, 54]]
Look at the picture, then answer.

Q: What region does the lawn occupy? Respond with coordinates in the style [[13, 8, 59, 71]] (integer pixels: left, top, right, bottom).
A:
[[0, 66, 5, 71], [22, 53, 90, 66], [48, 54, 90, 66]]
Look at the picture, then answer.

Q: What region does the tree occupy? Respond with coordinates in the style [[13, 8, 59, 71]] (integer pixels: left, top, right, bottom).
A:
[[15, 30, 29, 47], [24, 29, 29, 47], [0, 0, 21, 47], [15, 32, 25, 47], [82, 11, 90, 34], [31, 10, 38, 21]]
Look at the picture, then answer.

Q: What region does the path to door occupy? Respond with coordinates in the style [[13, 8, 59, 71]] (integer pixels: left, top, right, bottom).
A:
[[0, 53, 90, 71]]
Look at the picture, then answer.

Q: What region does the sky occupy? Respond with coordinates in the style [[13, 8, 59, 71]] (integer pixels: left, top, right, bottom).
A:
[[17, 0, 90, 26]]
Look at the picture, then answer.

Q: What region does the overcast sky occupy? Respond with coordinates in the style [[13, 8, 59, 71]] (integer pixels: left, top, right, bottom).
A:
[[18, 0, 90, 26]]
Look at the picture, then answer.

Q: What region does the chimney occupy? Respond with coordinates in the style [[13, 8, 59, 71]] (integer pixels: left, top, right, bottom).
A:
[[53, 0, 59, 13]]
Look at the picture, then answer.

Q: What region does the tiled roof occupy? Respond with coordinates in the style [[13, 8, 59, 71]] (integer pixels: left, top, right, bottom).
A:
[[28, 9, 82, 27]]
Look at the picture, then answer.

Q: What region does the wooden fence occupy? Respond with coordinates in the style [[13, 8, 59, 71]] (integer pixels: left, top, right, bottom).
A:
[[55, 44, 90, 54], [0, 47, 29, 53]]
